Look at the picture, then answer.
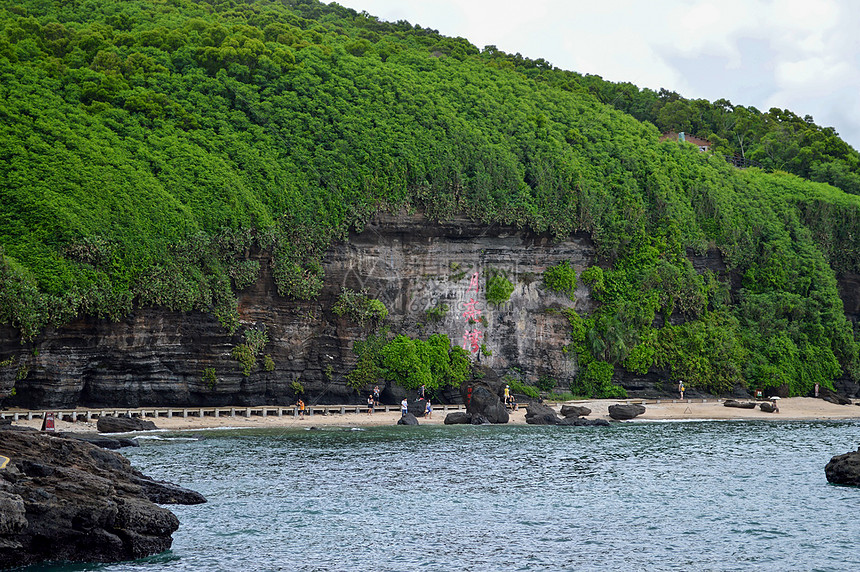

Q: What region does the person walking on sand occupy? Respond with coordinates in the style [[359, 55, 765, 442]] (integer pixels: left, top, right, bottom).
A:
[[678, 381, 685, 400], [401, 398, 409, 417], [367, 394, 374, 415], [297, 398, 305, 418], [425, 400, 432, 419]]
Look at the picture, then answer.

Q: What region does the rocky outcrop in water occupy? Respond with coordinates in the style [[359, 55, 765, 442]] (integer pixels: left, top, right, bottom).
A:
[[608, 404, 646, 420], [97, 416, 158, 434], [397, 413, 419, 426], [825, 447, 860, 486], [0, 429, 205, 569]]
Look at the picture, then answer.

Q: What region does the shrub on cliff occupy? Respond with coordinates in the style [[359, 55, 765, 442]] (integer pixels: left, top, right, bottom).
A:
[[543, 261, 577, 299], [333, 288, 388, 328], [485, 272, 515, 306]]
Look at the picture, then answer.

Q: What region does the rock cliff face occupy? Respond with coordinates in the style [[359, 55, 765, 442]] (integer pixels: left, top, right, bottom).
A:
[[0, 428, 205, 569], [2, 213, 596, 408], [2, 212, 859, 408]]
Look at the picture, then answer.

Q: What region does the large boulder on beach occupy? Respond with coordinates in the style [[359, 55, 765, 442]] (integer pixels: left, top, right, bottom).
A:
[[0, 429, 205, 569], [525, 403, 561, 425], [821, 388, 852, 405], [560, 405, 591, 418], [825, 448, 860, 486], [608, 404, 646, 420], [444, 412, 471, 425], [463, 384, 509, 424], [724, 400, 757, 409], [97, 416, 158, 433], [759, 402, 778, 413], [407, 400, 427, 418], [397, 413, 419, 426]]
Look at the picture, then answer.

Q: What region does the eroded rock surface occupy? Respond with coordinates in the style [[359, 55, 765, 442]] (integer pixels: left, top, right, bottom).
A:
[[608, 404, 646, 420], [0, 429, 204, 569], [97, 416, 158, 434], [2, 213, 595, 409], [825, 448, 860, 487]]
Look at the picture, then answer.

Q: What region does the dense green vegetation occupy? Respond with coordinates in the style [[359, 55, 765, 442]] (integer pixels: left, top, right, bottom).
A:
[[1, 0, 860, 397], [543, 260, 577, 299], [347, 328, 469, 392], [486, 54, 860, 196]]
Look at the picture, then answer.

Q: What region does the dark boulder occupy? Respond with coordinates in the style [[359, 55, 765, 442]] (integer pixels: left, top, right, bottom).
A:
[[380, 383, 407, 406], [463, 384, 509, 424], [59, 433, 140, 450], [470, 414, 490, 425], [759, 402, 778, 413], [525, 403, 561, 425], [0, 430, 205, 569], [560, 405, 591, 418], [444, 412, 471, 425], [97, 416, 158, 434], [407, 400, 427, 418], [560, 417, 610, 427], [608, 404, 646, 420], [825, 448, 860, 486], [724, 400, 757, 409], [397, 413, 419, 426], [821, 388, 852, 405]]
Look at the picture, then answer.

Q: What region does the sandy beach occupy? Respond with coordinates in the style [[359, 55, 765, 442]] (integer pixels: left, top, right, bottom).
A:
[[7, 397, 859, 434]]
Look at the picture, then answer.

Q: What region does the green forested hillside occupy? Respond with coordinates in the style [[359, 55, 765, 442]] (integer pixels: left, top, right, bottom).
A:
[[1, 0, 859, 396]]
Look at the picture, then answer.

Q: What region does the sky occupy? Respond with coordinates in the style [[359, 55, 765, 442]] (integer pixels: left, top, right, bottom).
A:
[[333, 0, 860, 150]]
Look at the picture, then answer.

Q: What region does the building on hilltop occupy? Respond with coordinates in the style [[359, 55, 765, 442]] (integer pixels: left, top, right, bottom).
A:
[[660, 131, 711, 152]]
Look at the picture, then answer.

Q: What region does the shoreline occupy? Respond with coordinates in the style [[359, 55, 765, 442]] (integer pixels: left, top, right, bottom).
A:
[[8, 397, 859, 433]]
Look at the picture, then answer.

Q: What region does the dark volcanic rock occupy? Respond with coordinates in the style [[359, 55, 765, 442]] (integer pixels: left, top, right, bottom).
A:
[[407, 400, 427, 418], [470, 414, 490, 425], [60, 433, 140, 450], [723, 400, 757, 409], [525, 403, 561, 425], [608, 404, 646, 420], [463, 374, 509, 424], [821, 388, 852, 405], [397, 413, 419, 426], [559, 417, 610, 427], [560, 405, 591, 418], [759, 402, 778, 413], [444, 412, 471, 425], [0, 430, 205, 569], [97, 416, 158, 433], [825, 448, 860, 486]]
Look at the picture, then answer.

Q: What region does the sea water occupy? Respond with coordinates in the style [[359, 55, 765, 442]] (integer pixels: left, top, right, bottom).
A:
[[21, 420, 860, 571]]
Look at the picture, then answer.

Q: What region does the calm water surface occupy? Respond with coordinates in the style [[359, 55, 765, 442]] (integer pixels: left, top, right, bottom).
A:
[[25, 420, 860, 571]]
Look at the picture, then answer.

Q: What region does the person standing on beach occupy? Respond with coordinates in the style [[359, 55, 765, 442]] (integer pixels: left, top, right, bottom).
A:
[[678, 381, 685, 399], [367, 394, 374, 415], [814, 383, 820, 398], [297, 398, 305, 418], [373, 385, 380, 406], [425, 400, 432, 419], [401, 398, 409, 416]]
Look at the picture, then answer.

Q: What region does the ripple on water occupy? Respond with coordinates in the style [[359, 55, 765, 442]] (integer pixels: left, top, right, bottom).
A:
[[28, 420, 860, 572]]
